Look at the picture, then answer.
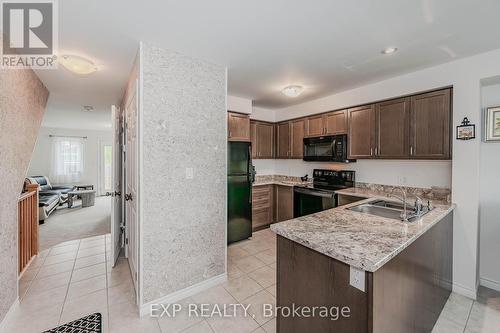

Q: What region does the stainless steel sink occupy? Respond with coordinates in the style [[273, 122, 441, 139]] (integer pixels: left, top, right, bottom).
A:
[[348, 199, 431, 222]]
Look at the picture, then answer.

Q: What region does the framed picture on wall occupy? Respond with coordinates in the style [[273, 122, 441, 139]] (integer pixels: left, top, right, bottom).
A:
[[456, 117, 475, 140], [485, 106, 500, 142]]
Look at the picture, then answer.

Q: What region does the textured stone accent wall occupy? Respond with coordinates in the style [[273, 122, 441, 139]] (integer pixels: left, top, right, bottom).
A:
[[141, 44, 226, 303], [0, 65, 49, 321]]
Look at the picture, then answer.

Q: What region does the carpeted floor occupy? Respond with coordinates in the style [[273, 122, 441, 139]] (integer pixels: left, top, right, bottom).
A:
[[39, 196, 111, 250]]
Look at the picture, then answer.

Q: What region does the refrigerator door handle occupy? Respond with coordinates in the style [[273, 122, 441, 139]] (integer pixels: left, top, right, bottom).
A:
[[248, 144, 253, 204]]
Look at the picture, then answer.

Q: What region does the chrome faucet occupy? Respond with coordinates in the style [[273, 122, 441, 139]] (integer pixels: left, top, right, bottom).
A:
[[414, 195, 424, 216], [389, 186, 409, 221]]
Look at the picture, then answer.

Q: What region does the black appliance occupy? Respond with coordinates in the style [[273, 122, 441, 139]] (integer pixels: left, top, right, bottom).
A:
[[303, 134, 354, 162], [227, 142, 255, 244], [294, 169, 355, 218]]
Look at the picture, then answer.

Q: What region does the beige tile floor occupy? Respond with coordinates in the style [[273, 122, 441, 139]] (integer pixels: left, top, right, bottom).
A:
[[5, 229, 500, 333]]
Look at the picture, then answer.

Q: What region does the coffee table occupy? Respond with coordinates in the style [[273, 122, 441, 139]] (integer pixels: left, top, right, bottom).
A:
[[76, 184, 94, 190], [68, 189, 96, 208]]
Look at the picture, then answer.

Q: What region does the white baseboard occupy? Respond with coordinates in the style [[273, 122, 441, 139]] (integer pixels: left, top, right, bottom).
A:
[[139, 273, 227, 317], [453, 282, 477, 300], [480, 277, 500, 292], [0, 298, 19, 333]]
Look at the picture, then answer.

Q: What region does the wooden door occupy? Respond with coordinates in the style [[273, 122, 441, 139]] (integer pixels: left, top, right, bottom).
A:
[[275, 185, 294, 222], [325, 110, 347, 135], [110, 105, 123, 266], [375, 98, 410, 159], [348, 105, 375, 159], [228, 112, 250, 141], [250, 121, 257, 158], [410, 89, 451, 159], [125, 80, 139, 296], [290, 119, 305, 159], [306, 114, 324, 137], [276, 122, 290, 158], [256, 122, 274, 158]]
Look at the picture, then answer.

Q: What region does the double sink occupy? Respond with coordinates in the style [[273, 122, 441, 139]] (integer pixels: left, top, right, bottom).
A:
[[348, 199, 432, 222]]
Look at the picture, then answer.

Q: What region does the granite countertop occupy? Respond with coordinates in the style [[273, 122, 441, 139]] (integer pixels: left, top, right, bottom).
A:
[[253, 175, 312, 187], [271, 189, 455, 272]]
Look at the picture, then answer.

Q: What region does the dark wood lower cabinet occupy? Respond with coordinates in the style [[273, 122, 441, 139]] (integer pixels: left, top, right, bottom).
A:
[[276, 212, 453, 333], [275, 185, 294, 222], [252, 185, 273, 230]]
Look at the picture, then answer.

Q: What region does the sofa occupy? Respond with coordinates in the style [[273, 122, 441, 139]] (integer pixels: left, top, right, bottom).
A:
[[25, 176, 76, 223]]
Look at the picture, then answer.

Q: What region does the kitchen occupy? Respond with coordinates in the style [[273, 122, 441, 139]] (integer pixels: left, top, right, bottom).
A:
[[227, 87, 457, 332]]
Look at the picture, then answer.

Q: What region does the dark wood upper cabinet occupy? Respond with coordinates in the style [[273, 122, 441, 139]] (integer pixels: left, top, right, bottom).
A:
[[290, 119, 305, 159], [250, 121, 257, 158], [348, 104, 375, 159], [255, 121, 274, 158], [276, 121, 291, 159], [305, 115, 324, 137], [228, 112, 250, 141], [410, 89, 451, 160], [375, 98, 410, 159], [325, 110, 348, 135]]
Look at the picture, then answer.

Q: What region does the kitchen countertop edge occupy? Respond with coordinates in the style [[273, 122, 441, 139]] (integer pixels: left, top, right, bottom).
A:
[[271, 189, 456, 273]]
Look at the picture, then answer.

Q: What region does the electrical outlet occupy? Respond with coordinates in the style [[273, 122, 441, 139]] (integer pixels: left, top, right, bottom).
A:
[[350, 266, 365, 292], [185, 167, 194, 179], [397, 176, 407, 185]]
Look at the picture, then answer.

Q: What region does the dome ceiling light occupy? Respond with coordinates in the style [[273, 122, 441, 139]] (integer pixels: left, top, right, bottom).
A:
[[59, 54, 98, 75], [282, 85, 304, 98]]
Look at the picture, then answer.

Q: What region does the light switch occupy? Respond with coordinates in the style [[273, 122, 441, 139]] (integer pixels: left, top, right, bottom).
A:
[[349, 266, 365, 292], [185, 167, 194, 179]]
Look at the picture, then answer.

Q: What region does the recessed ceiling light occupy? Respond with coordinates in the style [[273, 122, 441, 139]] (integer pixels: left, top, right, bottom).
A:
[[59, 54, 98, 75], [381, 47, 398, 55], [282, 85, 304, 98], [83, 105, 94, 112]]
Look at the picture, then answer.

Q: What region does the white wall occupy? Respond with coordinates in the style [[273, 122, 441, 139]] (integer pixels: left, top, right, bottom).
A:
[[27, 127, 112, 195], [266, 48, 500, 299], [227, 95, 252, 114], [479, 81, 500, 291], [253, 159, 452, 189], [140, 44, 227, 306], [251, 106, 275, 122]]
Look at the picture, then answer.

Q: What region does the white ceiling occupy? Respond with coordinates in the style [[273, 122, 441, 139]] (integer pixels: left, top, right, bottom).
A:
[[35, 0, 500, 128]]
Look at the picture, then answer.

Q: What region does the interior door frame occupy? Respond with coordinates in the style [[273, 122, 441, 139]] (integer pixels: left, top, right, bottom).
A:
[[124, 78, 140, 304], [110, 105, 123, 267], [98, 139, 113, 196]]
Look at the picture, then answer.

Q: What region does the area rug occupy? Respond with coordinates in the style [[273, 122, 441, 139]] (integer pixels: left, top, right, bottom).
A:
[[43, 313, 102, 333]]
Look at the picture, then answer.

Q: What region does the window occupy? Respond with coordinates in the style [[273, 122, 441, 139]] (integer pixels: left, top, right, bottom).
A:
[[50, 137, 85, 184]]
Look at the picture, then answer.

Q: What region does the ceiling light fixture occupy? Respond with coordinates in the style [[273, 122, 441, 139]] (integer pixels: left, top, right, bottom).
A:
[[282, 85, 304, 98], [59, 54, 98, 75], [381, 47, 398, 55], [83, 105, 94, 112]]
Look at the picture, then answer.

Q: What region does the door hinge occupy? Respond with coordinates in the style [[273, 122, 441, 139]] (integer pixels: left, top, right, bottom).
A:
[[125, 238, 129, 245]]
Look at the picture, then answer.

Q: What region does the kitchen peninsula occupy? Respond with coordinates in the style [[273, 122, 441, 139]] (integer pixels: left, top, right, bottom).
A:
[[271, 189, 455, 333]]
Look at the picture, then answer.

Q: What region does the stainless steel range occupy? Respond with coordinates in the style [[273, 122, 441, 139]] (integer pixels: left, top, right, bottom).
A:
[[294, 169, 355, 218]]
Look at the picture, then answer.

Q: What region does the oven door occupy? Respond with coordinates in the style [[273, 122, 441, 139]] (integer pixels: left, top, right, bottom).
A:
[[293, 187, 337, 218]]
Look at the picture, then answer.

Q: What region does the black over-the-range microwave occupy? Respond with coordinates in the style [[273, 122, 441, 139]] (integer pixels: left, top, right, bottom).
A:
[[303, 134, 355, 163]]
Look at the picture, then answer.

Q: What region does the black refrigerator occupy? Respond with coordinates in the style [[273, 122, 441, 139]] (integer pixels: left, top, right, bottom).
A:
[[228, 141, 254, 244]]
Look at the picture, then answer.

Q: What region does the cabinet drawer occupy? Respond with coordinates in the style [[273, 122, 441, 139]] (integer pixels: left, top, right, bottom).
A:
[[253, 199, 270, 210], [252, 207, 272, 228]]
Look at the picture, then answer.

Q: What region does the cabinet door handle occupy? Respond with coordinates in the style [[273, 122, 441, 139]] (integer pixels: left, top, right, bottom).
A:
[[228, 130, 231, 138], [375, 147, 378, 156], [370, 148, 373, 156], [410, 146, 413, 156]]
